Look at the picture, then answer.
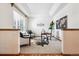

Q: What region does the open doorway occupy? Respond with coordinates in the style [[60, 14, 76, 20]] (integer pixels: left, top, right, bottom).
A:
[[13, 3, 62, 55]]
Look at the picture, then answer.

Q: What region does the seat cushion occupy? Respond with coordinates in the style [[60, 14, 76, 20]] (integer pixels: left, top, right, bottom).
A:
[[20, 38, 29, 45]]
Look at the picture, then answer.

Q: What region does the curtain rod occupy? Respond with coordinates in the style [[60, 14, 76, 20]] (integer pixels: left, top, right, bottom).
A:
[[11, 3, 28, 17]]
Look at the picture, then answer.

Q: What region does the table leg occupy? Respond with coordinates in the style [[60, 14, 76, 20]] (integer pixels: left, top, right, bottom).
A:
[[29, 37, 31, 46]]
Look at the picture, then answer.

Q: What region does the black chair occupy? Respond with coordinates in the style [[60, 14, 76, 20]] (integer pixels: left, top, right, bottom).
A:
[[20, 32, 24, 38], [41, 34, 49, 47], [36, 33, 49, 47], [20, 32, 30, 47]]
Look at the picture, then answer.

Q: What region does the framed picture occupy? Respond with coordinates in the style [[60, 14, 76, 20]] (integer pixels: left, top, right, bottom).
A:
[[56, 16, 67, 29], [56, 20, 60, 29], [37, 23, 44, 26]]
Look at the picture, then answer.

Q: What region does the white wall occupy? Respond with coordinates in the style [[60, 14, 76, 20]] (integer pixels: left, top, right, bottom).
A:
[[0, 3, 13, 29], [52, 3, 79, 39], [52, 3, 79, 53], [53, 3, 79, 28], [28, 14, 51, 36], [25, 17, 29, 31]]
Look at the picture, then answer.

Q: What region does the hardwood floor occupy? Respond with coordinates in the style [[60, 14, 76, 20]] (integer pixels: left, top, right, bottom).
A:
[[1, 53, 79, 56], [19, 53, 63, 56], [0, 54, 19, 56], [20, 37, 61, 54], [19, 37, 62, 56], [0, 53, 63, 56]]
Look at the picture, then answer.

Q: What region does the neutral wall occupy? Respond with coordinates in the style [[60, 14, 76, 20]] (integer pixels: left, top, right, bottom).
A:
[[0, 3, 13, 28], [0, 3, 20, 54], [28, 15, 52, 36], [0, 30, 20, 54], [53, 3, 79, 38], [52, 3, 79, 40], [63, 30, 79, 54], [25, 17, 29, 31], [53, 3, 79, 28], [52, 3, 79, 54]]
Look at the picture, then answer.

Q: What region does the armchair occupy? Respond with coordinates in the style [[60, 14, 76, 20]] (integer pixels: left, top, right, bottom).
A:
[[20, 32, 29, 47]]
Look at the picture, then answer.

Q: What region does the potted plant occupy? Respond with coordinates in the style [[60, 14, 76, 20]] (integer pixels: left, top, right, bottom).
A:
[[27, 30, 33, 38], [49, 21, 54, 39]]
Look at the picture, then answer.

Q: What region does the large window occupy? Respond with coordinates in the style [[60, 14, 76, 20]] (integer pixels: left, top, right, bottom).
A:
[[13, 10, 26, 33]]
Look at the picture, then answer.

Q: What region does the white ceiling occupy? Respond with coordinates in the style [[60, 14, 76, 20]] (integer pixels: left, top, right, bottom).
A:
[[20, 3, 53, 17], [26, 3, 53, 16], [49, 3, 67, 17], [16, 3, 68, 18]]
